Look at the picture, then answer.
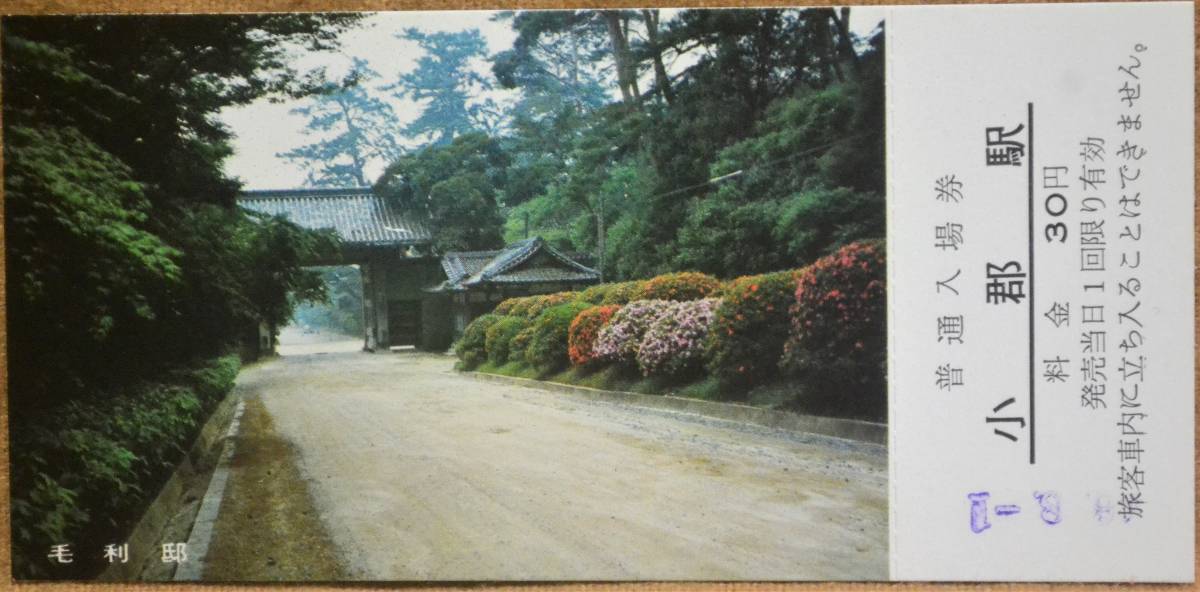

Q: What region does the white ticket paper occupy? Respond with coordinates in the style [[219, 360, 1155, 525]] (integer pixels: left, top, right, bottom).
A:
[[888, 1, 1194, 582]]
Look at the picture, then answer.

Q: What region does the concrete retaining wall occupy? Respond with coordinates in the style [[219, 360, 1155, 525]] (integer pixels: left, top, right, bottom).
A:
[[466, 371, 886, 445]]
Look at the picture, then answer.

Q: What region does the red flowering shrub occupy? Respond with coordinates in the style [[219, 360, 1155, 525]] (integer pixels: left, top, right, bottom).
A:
[[705, 270, 801, 391], [634, 272, 721, 302], [568, 305, 620, 366], [780, 240, 886, 419]]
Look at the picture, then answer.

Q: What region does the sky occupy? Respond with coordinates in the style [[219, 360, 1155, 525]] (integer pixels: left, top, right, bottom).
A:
[[219, 7, 887, 190]]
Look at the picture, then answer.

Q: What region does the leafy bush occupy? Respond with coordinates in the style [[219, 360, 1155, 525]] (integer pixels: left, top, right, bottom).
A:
[[455, 313, 502, 369], [637, 298, 720, 377], [10, 354, 240, 579], [707, 270, 800, 390], [634, 271, 721, 301], [568, 305, 621, 365], [492, 297, 525, 316], [485, 316, 529, 365], [578, 281, 645, 305], [780, 240, 886, 419], [501, 292, 578, 319], [524, 301, 592, 373], [593, 299, 678, 364], [523, 292, 577, 319], [508, 325, 537, 363]]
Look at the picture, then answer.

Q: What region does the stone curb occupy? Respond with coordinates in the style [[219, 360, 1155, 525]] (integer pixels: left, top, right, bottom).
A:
[[465, 371, 887, 445], [98, 389, 242, 582], [172, 398, 246, 581]]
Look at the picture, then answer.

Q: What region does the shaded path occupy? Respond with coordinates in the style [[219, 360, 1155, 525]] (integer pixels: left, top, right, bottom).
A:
[[206, 350, 887, 581]]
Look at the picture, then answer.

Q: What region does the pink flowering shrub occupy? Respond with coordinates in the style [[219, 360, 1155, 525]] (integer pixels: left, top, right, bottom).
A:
[[592, 299, 677, 364], [637, 298, 720, 377]]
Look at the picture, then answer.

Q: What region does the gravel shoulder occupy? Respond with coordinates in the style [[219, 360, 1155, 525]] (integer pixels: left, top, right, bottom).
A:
[[210, 349, 887, 581]]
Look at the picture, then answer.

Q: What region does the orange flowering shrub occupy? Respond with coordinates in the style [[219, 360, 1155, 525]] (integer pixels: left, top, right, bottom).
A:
[[780, 240, 886, 419], [634, 272, 721, 302], [705, 270, 801, 391], [568, 305, 621, 365]]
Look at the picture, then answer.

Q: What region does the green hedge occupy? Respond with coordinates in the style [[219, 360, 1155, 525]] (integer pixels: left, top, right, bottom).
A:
[[10, 354, 240, 579], [455, 313, 502, 370], [525, 301, 593, 374], [485, 316, 529, 365]]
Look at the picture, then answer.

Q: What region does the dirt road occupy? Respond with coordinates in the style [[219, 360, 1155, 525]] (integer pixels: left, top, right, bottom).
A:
[[207, 350, 887, 581]]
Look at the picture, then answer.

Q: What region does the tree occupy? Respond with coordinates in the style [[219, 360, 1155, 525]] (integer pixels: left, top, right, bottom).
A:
[[278, 58, 404, 187], [389, 28, 497, 144], [3, 13, 358, 408], [375, 132, 508, 252], [491, 10, 612, 121]]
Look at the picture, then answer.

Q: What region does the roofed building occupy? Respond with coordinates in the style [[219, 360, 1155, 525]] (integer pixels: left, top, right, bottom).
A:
[[239, 188, 442, 351], [238, 188, 600, 351], [431, 237, 601, 335]]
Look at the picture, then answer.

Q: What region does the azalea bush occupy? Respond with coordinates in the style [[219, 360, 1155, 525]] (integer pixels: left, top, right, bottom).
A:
[[780, 240, 886, 419], [707, 270, 800, 390], [568, 305, 621, 366], [579, 281, 646, 305], [593, 299, 677, 364], [485, 316, 528, 365], [455, 313, 502, 369], [508, 325, 537, 363], [524, 301, 592, 373], [637, 298, 720, 377], [492, 296, 526, 316], [634, 271, 721, 302]]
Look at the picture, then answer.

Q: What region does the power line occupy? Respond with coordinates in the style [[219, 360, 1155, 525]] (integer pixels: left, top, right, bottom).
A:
[[646, 130, 878, 202]]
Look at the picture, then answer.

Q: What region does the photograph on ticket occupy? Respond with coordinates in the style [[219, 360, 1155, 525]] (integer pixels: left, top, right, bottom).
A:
[[1, 1, 1192, 583]]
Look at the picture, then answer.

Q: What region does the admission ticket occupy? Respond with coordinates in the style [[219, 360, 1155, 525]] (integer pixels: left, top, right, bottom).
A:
[[888, 2, 1194, 581]]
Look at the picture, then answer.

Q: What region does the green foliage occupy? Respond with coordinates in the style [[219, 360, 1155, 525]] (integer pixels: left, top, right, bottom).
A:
[[780, 240, 885, 420], [10, 355, 240, 579], [524, 301, 592, 374], [634, 272, 721, 301], [455, 313, 503, 369], [578, 281, 643, 305], [485, 316, 530, 365], [4, 17, 347, 411], [706, 270, 800, 391], [375, 133, 508, 252], [508, 324, 537, 363]]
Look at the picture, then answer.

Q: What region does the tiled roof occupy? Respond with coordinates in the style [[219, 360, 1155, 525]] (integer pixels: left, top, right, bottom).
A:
[[237, 188, 433, 246], [438, 237, 600, 290]]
